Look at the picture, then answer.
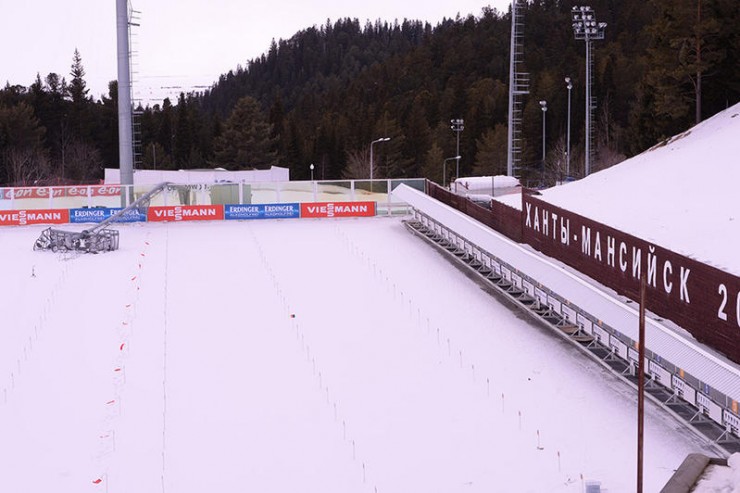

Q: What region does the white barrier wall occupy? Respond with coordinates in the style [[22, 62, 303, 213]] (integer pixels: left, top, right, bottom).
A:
[[0, 179, 424, 213], [103, 166, 290, 185]]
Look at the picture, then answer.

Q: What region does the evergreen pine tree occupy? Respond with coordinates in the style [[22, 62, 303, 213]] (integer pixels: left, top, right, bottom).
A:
[[212, 96, 278, 169], [68, 49, 89, 104], [419, 142, 444, 183], [473, 124, 507, 176], [173, 93, 194, 167]]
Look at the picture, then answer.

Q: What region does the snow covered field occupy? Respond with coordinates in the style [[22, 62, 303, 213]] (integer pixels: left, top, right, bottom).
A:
[[0, 218, 716, 492]]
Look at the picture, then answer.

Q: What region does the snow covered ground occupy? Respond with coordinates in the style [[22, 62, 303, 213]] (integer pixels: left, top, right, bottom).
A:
[[497, 102, 740, 276], [0, 217, 717, 492]]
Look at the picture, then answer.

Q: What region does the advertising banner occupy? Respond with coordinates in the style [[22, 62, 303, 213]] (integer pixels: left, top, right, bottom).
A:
[[147, 205, 224, 222], [0, 209, 70, 226], [300, 201, 376, 219], [0, 185, 121, 200], [69, 207, 147, 224], [224, 203, 300, 220], [67, 185, 122, 197], [522, 193, 740, 365]]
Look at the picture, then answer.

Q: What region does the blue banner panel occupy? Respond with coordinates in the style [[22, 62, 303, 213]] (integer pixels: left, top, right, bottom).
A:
[[112, 208, 148, 223], [69, 207, 147, 224], [225, 203, 300, 220]]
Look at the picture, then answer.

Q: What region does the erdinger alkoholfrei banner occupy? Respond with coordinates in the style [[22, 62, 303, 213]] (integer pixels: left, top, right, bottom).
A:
[[0, 209, 69, 226], [69, 207, 147, 224], [300, 201, 376, 218], [147, 205, 225, 222], [224, 203, 300, 220]]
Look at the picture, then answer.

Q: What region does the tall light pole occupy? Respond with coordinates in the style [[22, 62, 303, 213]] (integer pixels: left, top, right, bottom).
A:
[[310, 163, 314, 181], [450, 118, 464, 180], [443, 156, 461, 188], [565, 77, 573, 179], [369, 137, 390, 181], [540, 100, 547, 185], [116, 0, 133, 190], [572, 6, 606, 177]]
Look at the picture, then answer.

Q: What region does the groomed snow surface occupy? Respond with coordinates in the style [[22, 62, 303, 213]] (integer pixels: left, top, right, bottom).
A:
[[0, 218, 716, 492]]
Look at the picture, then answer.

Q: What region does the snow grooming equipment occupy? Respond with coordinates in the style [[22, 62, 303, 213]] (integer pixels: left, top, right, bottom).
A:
[[33, 182, 170, 254]]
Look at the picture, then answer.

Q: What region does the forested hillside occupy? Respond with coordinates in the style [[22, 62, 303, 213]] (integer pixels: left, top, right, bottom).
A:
[[0, 0, 737, 186]]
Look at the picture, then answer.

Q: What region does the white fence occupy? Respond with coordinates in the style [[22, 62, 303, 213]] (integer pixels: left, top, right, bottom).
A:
[[0, 179, 425, 214]]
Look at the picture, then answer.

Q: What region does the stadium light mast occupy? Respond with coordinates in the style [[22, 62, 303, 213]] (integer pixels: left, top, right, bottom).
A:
[[540, 100, 547, 186], [369, 137, 390, 181], [450, 119, 464, 180], [443, 156, 461, 188], [539, 100, 547, 164], [116, 0, 134, 189], [565, 77, 573, 179], [572, 6, 606, 177]]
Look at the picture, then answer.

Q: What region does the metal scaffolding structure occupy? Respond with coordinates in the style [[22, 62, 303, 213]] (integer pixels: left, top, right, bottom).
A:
[[506, 0, 530, 177], [33, 183, 170, 254]]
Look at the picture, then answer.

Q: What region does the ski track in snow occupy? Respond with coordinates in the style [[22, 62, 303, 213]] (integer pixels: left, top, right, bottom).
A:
[[0, 218, 717, 492]]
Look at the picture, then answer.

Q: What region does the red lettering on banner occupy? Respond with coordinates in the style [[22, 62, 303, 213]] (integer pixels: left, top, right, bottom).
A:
[[0, 209, 69, 226], [300, 202, 376, 219], [67, 186, 88, 197], [147, 205, 225, 222], [1, 184, 121, 200], [91, 185, 121, 197], [8, 188, 37, 199]]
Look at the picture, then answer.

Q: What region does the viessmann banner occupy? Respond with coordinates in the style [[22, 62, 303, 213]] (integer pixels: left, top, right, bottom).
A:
[[69, 207, 147, 224], [300, 201, 376, 218], [147, 205, 225, 222], [0, 201, 377, 226], [0, 209, 70, 226], [224, 203, 300, 220]]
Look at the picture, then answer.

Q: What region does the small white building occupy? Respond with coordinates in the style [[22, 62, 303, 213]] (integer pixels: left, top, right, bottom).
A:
[[104, 166, 290, 185], [451, 175, 521, 203]]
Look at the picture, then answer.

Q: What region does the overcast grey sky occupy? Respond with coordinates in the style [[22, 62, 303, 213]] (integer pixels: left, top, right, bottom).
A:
[[2, 0, 509, 104]]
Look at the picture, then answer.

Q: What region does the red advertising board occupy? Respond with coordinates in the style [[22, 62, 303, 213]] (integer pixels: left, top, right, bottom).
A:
[[0, 209, 70, 226], [147, 205, 225, 222], [300, 201, 376, 218], [68, 185, 121, 197], [0, 185, 121, 200]]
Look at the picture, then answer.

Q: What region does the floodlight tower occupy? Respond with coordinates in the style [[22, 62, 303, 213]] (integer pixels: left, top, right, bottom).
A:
[[572, 6, 606, 177], [506, 0, 530, 177], [450, 119, 464, 179], [116, 0, 134, 188]]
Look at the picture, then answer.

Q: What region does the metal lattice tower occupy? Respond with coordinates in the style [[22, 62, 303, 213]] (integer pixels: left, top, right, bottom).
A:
[[129, 5, 143, 170], [572, 6, 606, 176], [507, 0, 530, 177]]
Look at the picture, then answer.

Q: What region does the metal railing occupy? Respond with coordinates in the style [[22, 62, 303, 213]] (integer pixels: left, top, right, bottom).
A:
[[0, 179, 425, 214]]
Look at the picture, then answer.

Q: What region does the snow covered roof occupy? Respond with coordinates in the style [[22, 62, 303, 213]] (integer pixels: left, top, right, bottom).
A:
[[452, 175, 520, 191], [525, 103, 740, 276]]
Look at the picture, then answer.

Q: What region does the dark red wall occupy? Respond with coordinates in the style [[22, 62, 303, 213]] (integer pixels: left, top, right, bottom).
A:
[[427, 182, 522, 242], [522, 194, 740, 365], [424, 182, 740, 365]]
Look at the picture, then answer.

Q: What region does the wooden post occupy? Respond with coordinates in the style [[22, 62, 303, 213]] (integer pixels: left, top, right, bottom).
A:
[[637, 271, 646, 493]]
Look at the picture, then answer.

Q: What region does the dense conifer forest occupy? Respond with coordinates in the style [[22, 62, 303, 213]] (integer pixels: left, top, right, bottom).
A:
[[0, 0, 737, 186]]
